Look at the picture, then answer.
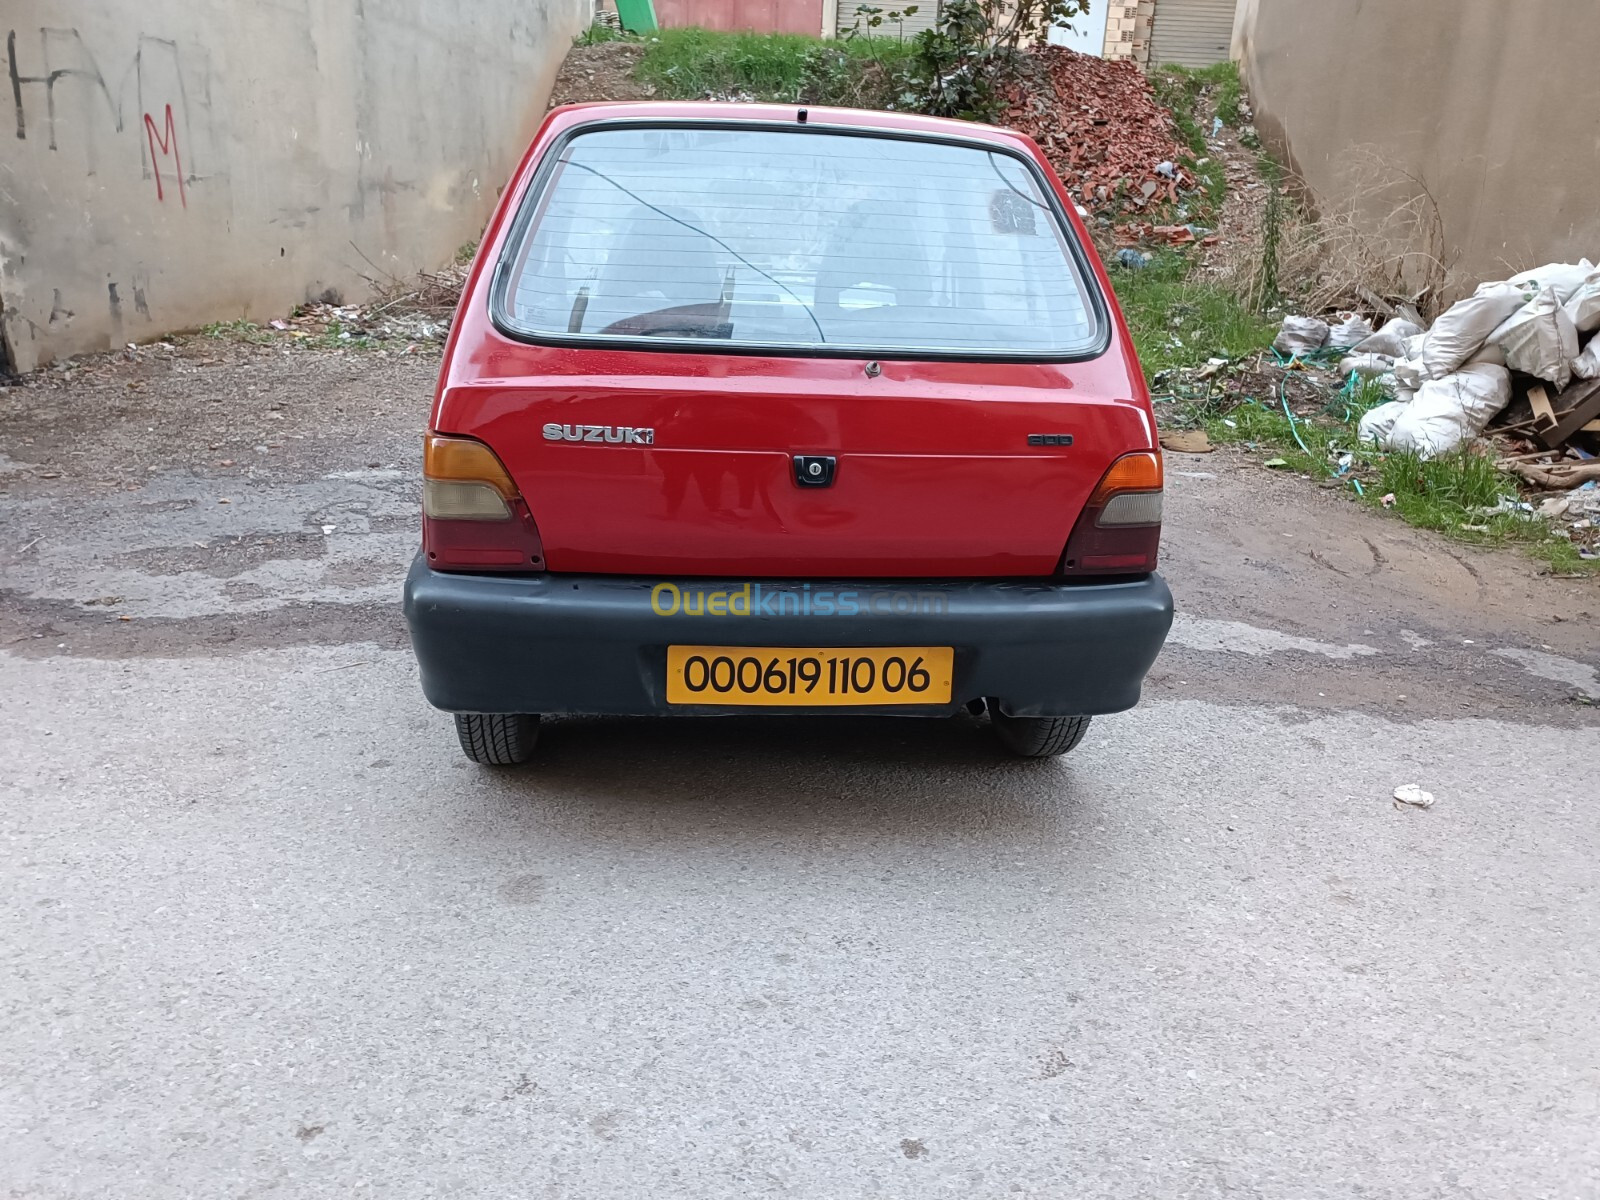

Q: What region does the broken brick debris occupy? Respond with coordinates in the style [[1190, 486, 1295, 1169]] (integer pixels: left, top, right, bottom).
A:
[[1003, 46, 1193, 215]]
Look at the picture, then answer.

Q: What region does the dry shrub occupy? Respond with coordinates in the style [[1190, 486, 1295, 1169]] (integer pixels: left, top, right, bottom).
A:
[[342, 235, 471, 322], [366, 264, 469, 320], [1215, 146, 1459, 322]]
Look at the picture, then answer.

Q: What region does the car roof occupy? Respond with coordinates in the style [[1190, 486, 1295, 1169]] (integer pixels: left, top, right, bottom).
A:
[[540, 100, 1032, 150]]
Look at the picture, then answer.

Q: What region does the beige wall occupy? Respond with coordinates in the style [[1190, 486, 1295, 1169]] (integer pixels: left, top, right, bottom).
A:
[[0, 0, 589, 372], [1235, 0, 1600, 293]]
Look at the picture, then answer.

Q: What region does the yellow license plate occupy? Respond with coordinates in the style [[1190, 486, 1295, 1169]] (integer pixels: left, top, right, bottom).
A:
[[666, 646, 953, 706]]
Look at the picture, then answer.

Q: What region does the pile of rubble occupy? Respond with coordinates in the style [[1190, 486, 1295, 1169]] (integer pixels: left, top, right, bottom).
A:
[[1003, 46, 1193, 213], [1271, 259, 1600, 550], [357, 262, 468, 339], [258, 264, 467, 347], [259, 303, 444, 347], [1276, 260, 1600, 474]]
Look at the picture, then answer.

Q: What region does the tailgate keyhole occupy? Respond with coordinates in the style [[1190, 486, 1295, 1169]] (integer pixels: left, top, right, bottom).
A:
[[793, 455, 837, 488]]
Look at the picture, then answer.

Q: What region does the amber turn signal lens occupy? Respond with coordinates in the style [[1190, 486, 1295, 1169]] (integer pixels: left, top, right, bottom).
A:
[[423, 434, 519, 500], [1087, 450, 1163, 506]]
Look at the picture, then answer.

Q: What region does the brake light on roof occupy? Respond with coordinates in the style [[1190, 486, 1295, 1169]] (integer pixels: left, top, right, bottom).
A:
[[422, 434, 545, 572], [1059, 450, 1163, 575]]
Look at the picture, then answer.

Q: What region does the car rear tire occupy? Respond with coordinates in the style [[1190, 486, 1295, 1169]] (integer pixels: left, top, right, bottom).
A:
[[988, 708, 1091, 758], [454, 713, 540, 765]]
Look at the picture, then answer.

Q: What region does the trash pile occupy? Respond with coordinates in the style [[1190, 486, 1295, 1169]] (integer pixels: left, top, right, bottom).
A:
[[360, 262, 468, 338], [1115, 221, 1218, 251], [253, 263, 466, 348], [1274, 260, 1600, 476], [1003, 47, 1194, 213], [264, 301, 448, 347], [1258, 260, 1600, 557]]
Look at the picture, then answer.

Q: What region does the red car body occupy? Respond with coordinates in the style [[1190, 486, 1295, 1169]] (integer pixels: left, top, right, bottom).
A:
[[404, 102, 1173, 762]]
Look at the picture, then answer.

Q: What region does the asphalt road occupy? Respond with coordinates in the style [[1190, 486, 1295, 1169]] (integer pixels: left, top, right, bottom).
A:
[[4, 345, 1599, 1198]]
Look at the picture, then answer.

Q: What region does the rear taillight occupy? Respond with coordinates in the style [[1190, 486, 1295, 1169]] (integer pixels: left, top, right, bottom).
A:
[[422, 434, 545, 572], [1059, 450, 1163, 576]]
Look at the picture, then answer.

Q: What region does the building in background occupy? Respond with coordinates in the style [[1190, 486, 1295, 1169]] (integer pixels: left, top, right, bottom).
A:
[[1065, 0, 1238, 68], [652, 0, 830, 35], [1046, 4, 1114, 56], [607, 0, 1235, 65], [1145, 0, 1236, 67]]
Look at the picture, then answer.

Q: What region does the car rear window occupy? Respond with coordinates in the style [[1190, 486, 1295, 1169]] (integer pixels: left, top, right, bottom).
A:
[[497, 123, 1104, 358]]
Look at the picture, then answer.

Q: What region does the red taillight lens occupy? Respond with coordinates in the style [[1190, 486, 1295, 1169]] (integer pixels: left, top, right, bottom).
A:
[[1059, 450, 1163, 576], [422, 434, 545, 572]]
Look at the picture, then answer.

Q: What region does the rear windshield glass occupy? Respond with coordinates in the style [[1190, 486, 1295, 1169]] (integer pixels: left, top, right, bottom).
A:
[[498, 124, 1103, 357]]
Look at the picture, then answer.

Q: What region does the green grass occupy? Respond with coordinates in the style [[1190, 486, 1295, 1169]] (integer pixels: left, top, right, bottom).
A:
[[1372, 450, 1594, 571], [1529, 537, 1600, 575], [1141, 62, 1241, 228], [1148, 68, 1207, 156], [1111, 252, 1277, 378], [1149, 62, 1242, 137], [634, 26, 914, 103], [1374, 450, 1508, 525], [200, 319, 274, 346], [198, 317, 403, 354]]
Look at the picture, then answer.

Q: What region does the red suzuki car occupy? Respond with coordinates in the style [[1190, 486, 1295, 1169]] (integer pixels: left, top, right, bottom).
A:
[[404, 101, 1172, 763]]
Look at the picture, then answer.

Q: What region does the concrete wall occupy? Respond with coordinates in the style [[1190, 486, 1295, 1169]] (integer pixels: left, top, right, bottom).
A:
[[0, 0, 589, 372], [1234, 0, 1600, 293]]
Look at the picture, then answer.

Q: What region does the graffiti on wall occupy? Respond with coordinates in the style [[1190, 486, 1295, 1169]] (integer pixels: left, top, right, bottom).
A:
[[6, 27, 219, 207]]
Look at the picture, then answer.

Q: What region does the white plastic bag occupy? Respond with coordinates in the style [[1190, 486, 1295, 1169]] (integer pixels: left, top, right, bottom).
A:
[[1489, 286, 1578, 389], [1573, 338, 1600, 381], [1326, 313, 1376, 352], [1564, 269, 1600, 334], [1373, 372, 1412, 400], [1339, 352, 1396, 379], [1273, 316, 1330, 357], [1467, 341, 1508, 367], [1358, 399, 1411, 446], [1384, 363, 1512, 458], [1508, 259, 1595, 304], [1392, 357, 1427, 392], [1403, 333, 1428, 358], [1422, 282, 1533, 379], [1353, 317, 1425, 358]]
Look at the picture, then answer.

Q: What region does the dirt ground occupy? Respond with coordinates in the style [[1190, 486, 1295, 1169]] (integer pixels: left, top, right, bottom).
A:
[[547, 41, 655, 110]]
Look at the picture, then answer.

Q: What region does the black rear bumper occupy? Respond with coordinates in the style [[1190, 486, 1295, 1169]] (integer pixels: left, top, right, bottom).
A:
[[403, 556, 1173, 717]]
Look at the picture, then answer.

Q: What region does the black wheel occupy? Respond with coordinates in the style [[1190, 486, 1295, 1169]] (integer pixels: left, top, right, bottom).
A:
[[454, 713, 540, 765], [988, 706, 1091, 758]]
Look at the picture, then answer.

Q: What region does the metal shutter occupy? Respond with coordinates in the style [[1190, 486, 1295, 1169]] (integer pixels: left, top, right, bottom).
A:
[[1148, 0, 1237, 68], [838, 0, 941, 39]]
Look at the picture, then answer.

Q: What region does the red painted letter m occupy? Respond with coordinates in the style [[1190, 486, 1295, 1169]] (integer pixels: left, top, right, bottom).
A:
[[143, 104, 187, 207]]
